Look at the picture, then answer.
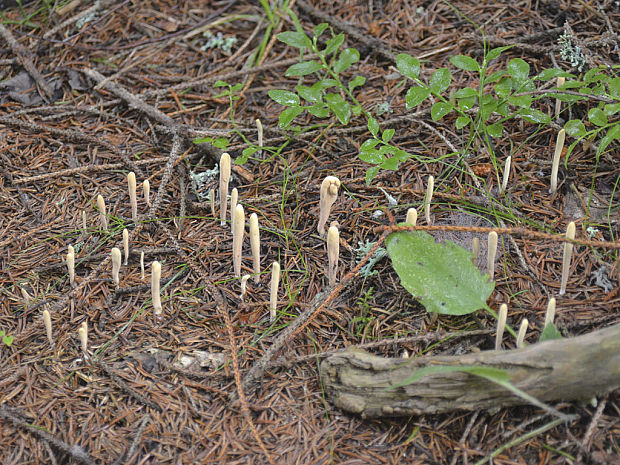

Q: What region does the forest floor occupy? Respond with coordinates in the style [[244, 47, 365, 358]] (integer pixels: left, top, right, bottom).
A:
[[0, 0, 619, 464]]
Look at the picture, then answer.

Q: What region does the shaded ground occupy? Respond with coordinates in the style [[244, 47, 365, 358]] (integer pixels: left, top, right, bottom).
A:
[[0, 0, 619, 463]]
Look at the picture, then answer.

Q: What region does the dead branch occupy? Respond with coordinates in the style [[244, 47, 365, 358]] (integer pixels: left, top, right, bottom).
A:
[[320, 322, 620, 418]]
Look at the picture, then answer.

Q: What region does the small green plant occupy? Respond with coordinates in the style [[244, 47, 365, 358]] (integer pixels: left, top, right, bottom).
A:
[[0, 329, 14, 347], [351, 287, 376, 338]]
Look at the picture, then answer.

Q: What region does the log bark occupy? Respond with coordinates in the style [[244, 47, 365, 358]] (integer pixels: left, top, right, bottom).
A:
[[320, 323, 620, 418]]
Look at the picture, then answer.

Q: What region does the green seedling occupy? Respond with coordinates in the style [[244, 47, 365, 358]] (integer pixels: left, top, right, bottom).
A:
[[0, 329, 14, 347]]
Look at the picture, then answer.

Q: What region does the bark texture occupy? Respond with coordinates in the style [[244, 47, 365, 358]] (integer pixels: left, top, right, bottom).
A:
[[320, 323, 620, 418]]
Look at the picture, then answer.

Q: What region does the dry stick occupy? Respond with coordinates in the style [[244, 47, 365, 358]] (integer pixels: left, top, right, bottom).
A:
[[96, 360, 161, 412], [0, 405, 96, 465], [43, 0, 115, 39], [0, 23, 52, 100], [0, 114, 144, 177], [239, 230, 391, 394], [212, 286, 275, 465], [111, 414, 151, 465], [13, 157, 169, 185]]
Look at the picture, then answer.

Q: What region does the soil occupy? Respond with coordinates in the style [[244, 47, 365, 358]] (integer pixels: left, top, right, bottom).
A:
[[0, 1, 619, 464]]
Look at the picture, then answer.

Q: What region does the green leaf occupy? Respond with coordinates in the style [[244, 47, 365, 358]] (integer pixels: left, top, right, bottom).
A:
[[487, 122, 503, 138], [535, 68, 574, 81], [429, 68, 452, 94], [604, 103, 620, 116], [313, 23, 329, 38], [214, 80, 228, 88], [455, 115, 471, 129], [324, 33, 345, 56], [609, 77, 620, 98], [450, 55, 479, 72], [480, 95, 498, 121], [276, 31, 311, 49], [597, 125, 620, 158], [278, 106, 304, 127], [365, 166, 381, 185], [494, 77, 513, 98], [454, 87, 477, 98], [313, 79, 340, 91], [380, 157, 398, 170], [211, 137, 230, 149], [518, 108, 550, 124], [564, 119, 586, 138], [367, 117, 379, 137], [296, 85, 321, 103], [348, 75, 366, 92], [285, 61, 323, 77], [431, 101, 453, 121], [382, 128, 395, 143], [334, 48, 360, 74], [386, 230, 494, 315], [236, 146, 260, 164], [588, 108, 608, 127], [508, 94, 532, 108], [359, 148, 384, 164], [486, 45, 514, 61], [324, 93, 351, 124], [405, 86, 430, 108], [2, 334, 13, 347], [540, 323, 563, 342], [268, 89, 300, 106], [508, 58, 530, 82], [360, 138, 380, 151], [396, 54, 420, 79], [486, 70, 506, 83], [306, 103, 330, 118]]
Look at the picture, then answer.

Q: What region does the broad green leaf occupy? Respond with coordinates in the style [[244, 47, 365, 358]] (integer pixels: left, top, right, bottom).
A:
[[564, 119, 586, 138], [535, 68, 574, 81], [278, 106, 304, 127], [431, 101, 453, 121], [365, 166, 380, 185], [540, 323, 563, 342], [334, 48, 360, 73], [312, 79, 340, 90], [508, 58, 530, 82], [454, 87, 477, 98], [458, 96, 476, 111], [359, 148, 384, 165], [324, 33, 345, 56], [386, 230, 494, 315], [2, 334, 13, 347], [380, 157, 399, 170], [609, 77, 620, 98], [597, 125, 620, 158], [296, 85, 321, 103], [348, 75, 366, 92], [405, 86, 430, 108], [456, 115, 471, 129], [268, 89, 300, 106], [214, 80, 228, 87], [367, 117, 379, 137], [486, 70, 505, 83], [450, 55, 479, 72], [604, 103, 620, 116], [588, 107, 608, 127], [360, 138, 380, 151], [306, 103, 330, 118], [211, 137, 229, 149], [285, 61, 323, 77], [429, 68, 452, 94], [487, 122, 503, 138], [382, 128, 395, 143], [508, 94, 532, 108], [518, 108, 550, 124], [314, 23, 329, 38], [396, 54, 420, 79], [325, 93, 351, 124], [277, 31, 311, 49], [486, 45, 514, 61], [480, 95, 498, 121], [494, 77, 513, 98]]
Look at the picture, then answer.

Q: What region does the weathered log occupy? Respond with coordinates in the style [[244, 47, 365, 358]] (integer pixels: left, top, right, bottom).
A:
[[320, 323, 620, 418]]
